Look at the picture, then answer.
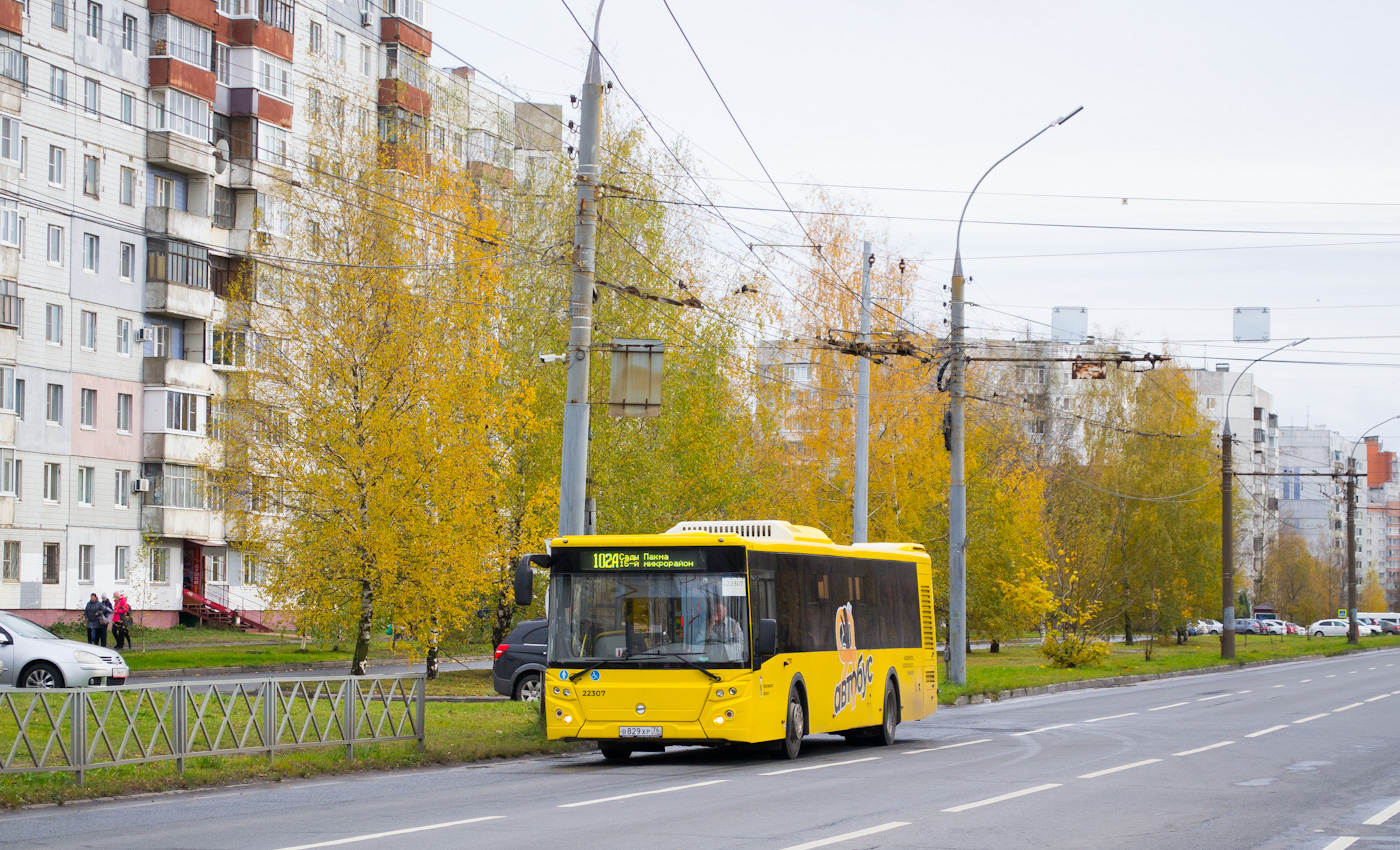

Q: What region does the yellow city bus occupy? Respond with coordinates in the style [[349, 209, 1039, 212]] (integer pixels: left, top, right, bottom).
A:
[[515, 520, 937, 761]]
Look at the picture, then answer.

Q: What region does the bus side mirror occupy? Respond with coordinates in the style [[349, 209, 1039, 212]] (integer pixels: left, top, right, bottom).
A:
[[756, 618, 777, 659], [515, 554, 547, 606]]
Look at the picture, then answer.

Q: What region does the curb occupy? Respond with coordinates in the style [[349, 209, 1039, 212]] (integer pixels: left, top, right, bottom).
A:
[[424, 695, 509, 704], [128, 657, 492, 680], [942, 644, 1397, 707]]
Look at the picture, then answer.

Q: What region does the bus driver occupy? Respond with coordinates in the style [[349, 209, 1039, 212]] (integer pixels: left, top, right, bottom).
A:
[[705, 600, 745, 652]]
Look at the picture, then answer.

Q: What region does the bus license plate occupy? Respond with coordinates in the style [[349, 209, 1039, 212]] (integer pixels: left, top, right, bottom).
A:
[[618, 726, 663, 738]]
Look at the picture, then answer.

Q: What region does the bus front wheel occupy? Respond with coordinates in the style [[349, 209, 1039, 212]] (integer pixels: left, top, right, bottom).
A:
[[776, 693, 804, 760], [599, 745, 633, 762]]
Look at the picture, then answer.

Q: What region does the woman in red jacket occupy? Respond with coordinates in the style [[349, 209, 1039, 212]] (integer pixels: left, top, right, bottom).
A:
[[111, 592, 132, 650]]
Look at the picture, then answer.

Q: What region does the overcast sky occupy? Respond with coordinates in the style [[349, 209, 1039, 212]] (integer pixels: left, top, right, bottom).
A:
[[432, 1, 1400, 443]]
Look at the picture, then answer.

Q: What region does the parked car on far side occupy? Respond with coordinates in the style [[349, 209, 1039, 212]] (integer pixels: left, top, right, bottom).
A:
[[1308, 619, 1349, 637], [1195, 619, 1223, 635], [0, 610, 129, 688], [1374, 617, 1400, 635], [1256, 619, 1286, 635], [492, 618, 547, 701], [1232, 619, 1263, 635]]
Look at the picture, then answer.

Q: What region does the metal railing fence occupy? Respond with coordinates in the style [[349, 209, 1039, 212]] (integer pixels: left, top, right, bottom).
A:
[[0, 674, 425, 785]]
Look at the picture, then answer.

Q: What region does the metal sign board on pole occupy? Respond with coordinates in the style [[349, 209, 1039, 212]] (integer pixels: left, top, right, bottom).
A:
[[608, 338, 664, 418], [1070, 361, 1107, 379], [1233, 307, 1271, 342]]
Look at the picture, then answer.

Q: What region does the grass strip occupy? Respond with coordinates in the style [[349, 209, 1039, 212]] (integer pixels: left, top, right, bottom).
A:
[[937, 634, 1400, 705], [0, 701, 571, 809]]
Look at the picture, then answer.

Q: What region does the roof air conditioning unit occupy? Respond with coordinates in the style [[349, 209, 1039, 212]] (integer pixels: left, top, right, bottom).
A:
[[132, 478, 151, 494]]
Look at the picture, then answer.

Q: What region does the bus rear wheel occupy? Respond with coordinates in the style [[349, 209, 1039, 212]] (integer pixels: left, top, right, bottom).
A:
[[775, 693, 804, 760], [599, 745, 633, 762], [875, 685, 898, 746]]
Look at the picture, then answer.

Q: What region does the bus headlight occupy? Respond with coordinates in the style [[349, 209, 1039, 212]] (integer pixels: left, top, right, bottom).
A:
[[563, 715, 573, 724], [713, 716, 724, 725]]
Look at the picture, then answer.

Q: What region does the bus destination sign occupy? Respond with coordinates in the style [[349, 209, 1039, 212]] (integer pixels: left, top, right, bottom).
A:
[[590, 550, 699, 570]]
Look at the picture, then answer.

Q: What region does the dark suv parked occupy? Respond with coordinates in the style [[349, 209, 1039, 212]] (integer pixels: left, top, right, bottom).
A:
[[492, 619, 547, 701]]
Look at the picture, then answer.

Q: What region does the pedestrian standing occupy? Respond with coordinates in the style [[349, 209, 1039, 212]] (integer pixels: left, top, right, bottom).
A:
[[111, 592, 132, 651], [97, 594, 113, 648], [83, 593, 103, 645]]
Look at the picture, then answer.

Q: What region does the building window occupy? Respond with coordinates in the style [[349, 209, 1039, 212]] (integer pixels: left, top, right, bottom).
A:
[[332, 31, 346, 64], [116, 317, 130, 354], [0, 368, 12, 412], [45, 383, 61, 424], [151, 15, 213, 69], [13, 378, 22, 420], [42, 462, 59, 501], [242, 554, 260, 585], [114, 545, 128, 580], [154, 175, 175, 208], [114, 470, 129, 508], [119, 242, 135, 280], [119, 166, 134, 205], [83, 77, 99, 115], [256, 121, 288, 166], [151, 324, 172, 358], [215, 43, 230, 84], [80, 387, 95, 427], [260, 0, 292, 31], [44, 303, 61, 343], [121, 91, 134, 125], [0, 448, 14, 495], [309, 21, 321, 53], [385, 0, 425, 25], [77, 544, 93, 582], [0, 114, 17, 164], [384, 44, 428, 90], [258, 51, 291, 100], [82, 233, 98, 272], [214, 186, 234, 229], [0, 31, 20, 85], [43, 543, 59, 584], [47, 225, 62, 264], [80, 310, 96, 348], [155, 463, 205, 509], [148, 239, 210, 289], [166, 391, 200, 432], [77, 467, 93, 506], [1, 541, 16, 581], [0, 199, 16, 247], [51, 0, 66, 31], [150, 547, 169, 584], [212, 330, 247, 367], [116, 392, 131, 432], [148, 88, 211, 142], [360, 44, 372, 76], [208, 553, 226, 583], [82, 156, 99, 197], [122, 14, 136, 51], [49, 67, 65, 105], [85, 2, 101, 38], [47, 145, 64, 186]]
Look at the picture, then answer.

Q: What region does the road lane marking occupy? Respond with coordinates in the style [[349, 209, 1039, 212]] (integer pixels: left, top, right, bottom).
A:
[[1333, 702, 1365, 713], [1363, 798, 1400, 825], [942, 783, 1062, 812], [1077, 758, 1161, 779], [274, 817, 505, 850], [1326, 674, 1337, 678], [1321, 838, 1359, 850], [1012, 724, 1073, 736], [1245, 725, 1289, 738], [1369, 667, 1377, 670], [558, 780, 727, 808], [1293, 714, 1329, 724], [1173, 741, 1234, 756], [1148, 701, 1190, 711], [760, 757, 880, 776], [1084, 712, 1138, 723], [1197, 693, 1234, 702], [1301, 679, 1312, 683], [780, 822, 911, 850], [1272, 685, 1285, 688], [904, 738, 992, 754], [1366, 694, 1391, 702], [1237, 689, 1252, 693], [1348, 671, 1358, 674]]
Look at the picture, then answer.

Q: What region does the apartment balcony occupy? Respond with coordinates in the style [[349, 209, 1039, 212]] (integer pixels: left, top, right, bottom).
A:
[[142, 505, 211, 540], [146, 279, 214, 320], [377, 142, 430, 175], [380, 16, 432, 56], [228, 88, 293, 129], [144, 432, 213, 466], [229, 158, 290, 194], [149, 57, 217, 102], [146, 206, 212, 245], [144, 357, 216, 392], [377, 79, 431, 118], [147, 130, 217, 177], [228, 17, 293, 59]]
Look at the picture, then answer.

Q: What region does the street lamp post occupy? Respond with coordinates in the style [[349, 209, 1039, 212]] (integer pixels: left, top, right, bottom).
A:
[[1219, 338, 1306, 660], [1346, 414, 1400, 644], [946, 106, 1082, 686]]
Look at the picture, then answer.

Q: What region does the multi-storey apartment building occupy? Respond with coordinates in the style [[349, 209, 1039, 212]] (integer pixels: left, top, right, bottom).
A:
[[0, 0, 560, 627]]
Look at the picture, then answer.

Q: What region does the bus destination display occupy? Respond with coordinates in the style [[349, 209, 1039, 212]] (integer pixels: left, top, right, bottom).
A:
[[590, 550, 698, 570]]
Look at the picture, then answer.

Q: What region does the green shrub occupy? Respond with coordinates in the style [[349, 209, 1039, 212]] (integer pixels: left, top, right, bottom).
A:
[[1039, 631, 1111, 668]]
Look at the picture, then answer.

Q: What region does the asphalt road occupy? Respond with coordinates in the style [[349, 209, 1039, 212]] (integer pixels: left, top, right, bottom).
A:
[[5, 649, 1400, 850]]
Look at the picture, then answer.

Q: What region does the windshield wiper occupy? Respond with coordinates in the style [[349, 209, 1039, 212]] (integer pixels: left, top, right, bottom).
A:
[[631, 650, 722, 682], [567, 658, 619, 683]]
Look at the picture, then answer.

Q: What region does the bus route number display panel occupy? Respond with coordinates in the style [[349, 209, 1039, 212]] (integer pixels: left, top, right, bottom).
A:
[[561, 547, 745, 574]]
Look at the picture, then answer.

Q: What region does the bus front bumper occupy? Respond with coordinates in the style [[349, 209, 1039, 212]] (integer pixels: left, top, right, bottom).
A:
[[548, 717, 757, 745]]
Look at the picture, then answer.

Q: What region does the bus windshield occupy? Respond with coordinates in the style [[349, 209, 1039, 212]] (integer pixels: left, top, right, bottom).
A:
[[548, 571, 750, 667]]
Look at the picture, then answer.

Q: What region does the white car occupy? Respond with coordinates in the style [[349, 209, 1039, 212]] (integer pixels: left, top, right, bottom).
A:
[[1259, 619, 1287, 635], [1308, 619, 1358, 637], [0, 610, 129, 688], [1195, 619, 1223, 635]]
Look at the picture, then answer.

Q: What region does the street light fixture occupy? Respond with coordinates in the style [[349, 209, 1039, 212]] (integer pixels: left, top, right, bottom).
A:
[[1345, 414, 1400, 644], [946, 105, 1082, 686], [1219, 337, 1306, 660]]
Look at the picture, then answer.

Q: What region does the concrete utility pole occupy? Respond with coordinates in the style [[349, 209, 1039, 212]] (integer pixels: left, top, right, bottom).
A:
[[1219, 338, 1304, 660], [1347, 456, 1358, 644], [947, 106, 1081, 687], [853, 242, 873, 544], [557, 3, 606, 537]]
